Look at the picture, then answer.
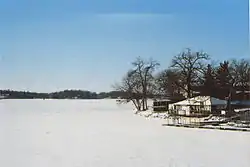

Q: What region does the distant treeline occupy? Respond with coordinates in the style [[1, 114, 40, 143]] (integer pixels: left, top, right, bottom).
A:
[[0, 90, 127, 99]]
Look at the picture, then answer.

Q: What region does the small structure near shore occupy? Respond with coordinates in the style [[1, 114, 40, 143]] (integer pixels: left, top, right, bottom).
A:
[[168, 96, 227, 117], [152, 96, 184, 112], [152, 99, 171, 112]]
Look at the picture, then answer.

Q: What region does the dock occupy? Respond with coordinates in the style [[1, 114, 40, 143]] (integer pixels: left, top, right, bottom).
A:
[[162, 123, 250, 132]]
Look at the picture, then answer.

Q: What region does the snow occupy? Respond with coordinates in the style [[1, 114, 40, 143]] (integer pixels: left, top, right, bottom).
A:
[[0, 99, 250, 167], [203, 116, 226, 122], [235, 108, 250, 112]]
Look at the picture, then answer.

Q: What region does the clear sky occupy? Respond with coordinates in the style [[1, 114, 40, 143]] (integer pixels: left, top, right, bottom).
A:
[[0, 0, 248, 93]]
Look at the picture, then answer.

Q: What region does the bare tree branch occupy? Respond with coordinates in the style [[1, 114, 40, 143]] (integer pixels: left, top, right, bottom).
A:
[[170, 48, 210, 98]]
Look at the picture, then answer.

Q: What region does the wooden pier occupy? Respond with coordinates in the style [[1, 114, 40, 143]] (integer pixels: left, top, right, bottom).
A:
[[162, 123, 250, 132]]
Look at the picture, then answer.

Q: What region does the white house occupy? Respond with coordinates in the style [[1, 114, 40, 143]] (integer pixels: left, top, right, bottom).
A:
[[169, 96, 227, 116]]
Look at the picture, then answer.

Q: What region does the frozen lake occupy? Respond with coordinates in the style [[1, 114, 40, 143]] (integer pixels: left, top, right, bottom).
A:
[[0, 99, 249, 167]]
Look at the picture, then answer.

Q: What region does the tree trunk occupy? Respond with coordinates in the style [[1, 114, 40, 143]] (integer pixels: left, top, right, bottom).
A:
[[187, 72, 192, 98], [187, 84, 191, 98], [132, 99, 141, 111], [142, 98, 145, 111]]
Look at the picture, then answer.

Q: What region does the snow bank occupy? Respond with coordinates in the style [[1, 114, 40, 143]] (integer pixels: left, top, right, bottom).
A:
[[203, 116, 226, 122]]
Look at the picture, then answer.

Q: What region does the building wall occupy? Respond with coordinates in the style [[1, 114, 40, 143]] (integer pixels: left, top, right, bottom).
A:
[[169, 104, 211, 115], [153, 100, 170, 112]]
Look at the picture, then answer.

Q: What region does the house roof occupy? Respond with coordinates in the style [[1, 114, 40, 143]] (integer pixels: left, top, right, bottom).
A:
[[231, 100, 250, 105], [210, 97, 227, 105], [171, 96, 227, 106]]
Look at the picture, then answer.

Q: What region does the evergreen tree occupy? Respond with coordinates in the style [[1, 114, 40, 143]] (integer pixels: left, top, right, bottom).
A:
[[215, 61, 235, 114], [215, 61, 232, 98], [202, 64, 217, 96]]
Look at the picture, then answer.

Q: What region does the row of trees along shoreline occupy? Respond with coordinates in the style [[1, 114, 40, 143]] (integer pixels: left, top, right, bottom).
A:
[[0, 90, 127, 99], [114, 48, 250, 112]]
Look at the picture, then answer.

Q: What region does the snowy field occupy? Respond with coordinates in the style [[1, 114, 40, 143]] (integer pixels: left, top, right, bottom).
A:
[[0, 99, 249, 167]]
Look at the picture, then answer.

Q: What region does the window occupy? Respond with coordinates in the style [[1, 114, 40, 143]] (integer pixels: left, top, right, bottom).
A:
[[200, 102, 204, 109]]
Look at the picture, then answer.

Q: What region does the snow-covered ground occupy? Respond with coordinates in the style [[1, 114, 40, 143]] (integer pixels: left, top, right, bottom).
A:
[[0, 99, 249, 167]]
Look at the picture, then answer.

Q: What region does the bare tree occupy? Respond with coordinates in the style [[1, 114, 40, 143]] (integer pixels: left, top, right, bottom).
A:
[[229, 59, 250, 92], [155, 69, 183, 99], [131, 57, 159, 110], [113, 70, 143, 112], [170, 48, 210, 98], [113, 57, 159, 112]]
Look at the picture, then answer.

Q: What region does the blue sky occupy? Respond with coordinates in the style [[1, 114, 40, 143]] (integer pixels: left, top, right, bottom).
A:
[[0, 0, 248, 92]]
